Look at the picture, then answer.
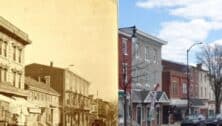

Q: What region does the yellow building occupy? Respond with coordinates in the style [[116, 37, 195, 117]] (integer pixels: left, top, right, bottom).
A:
[[0, 16, 31, 125]]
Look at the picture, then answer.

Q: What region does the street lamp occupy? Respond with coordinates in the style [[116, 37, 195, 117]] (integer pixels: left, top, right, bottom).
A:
[[186, 42, 202, 115], [123, 25, 137, 126]]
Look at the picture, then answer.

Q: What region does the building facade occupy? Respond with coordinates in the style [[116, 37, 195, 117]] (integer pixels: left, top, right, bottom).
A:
[[197, 64, 215, 116], [162, 60, 216, 123], [25, 77, 60, 126], [118, 29, 132, 125], [0, 16, 31, 125], [119, 26, 168, 126], [25, 63, 90, 126]]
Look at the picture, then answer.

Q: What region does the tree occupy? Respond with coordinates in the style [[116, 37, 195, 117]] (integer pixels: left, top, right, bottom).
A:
[[197, 44, 222, 114]]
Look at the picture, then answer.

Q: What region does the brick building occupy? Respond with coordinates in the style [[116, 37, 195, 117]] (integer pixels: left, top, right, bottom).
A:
[[25, 63, 90, 126], [162, 60, 205, 123], [118, 29, 132, 125], [0, 16, 32, 125]]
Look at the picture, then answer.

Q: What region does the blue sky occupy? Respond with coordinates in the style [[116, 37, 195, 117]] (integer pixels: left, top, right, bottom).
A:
[[119, 0, 222, 65]]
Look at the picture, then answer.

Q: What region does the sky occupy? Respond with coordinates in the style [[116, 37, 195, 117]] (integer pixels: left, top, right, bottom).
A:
[[119, 0, 222, 65], [0, 0, 118, 102]]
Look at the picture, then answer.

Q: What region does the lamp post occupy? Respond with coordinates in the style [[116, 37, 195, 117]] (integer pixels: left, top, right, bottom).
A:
[[186, 42, 202, 115], [123, 26, 136, 126]]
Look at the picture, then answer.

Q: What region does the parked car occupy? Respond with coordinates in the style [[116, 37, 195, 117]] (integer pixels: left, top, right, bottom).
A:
[[181, 114, 206, 126], [205, 114, 222, 126]]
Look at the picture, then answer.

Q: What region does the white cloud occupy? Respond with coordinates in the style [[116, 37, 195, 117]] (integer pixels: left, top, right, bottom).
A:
[[136, 0, 222, 21], [136, 0, 199, 9], [210, 39, 222, 46], [136, 0, 222, 63], [159, 19, 222, 63]]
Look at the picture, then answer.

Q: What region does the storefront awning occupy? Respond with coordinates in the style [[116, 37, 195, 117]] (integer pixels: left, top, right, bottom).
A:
[[170, 99, 187, 107], [9, 96, 38, 115], [0, 94, 14, 103]]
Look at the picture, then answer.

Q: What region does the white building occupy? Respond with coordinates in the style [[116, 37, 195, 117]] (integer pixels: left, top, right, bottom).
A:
[[197, 64, 215, 115], [0, 16, 31, 125]]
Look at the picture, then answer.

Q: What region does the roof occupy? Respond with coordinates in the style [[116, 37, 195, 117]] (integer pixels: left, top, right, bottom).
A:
[[119, 26, 167, 45], [132, 90, 149, 103], [25, 63, 90, 84], [25, 77, 60, 96], [132, 90, 169, 103], [0, 16, 31, 45]]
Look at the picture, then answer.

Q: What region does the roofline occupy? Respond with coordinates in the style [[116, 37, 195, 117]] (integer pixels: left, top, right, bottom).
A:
[[0, 16, 32, 45], [26, 63, 90, 84], [119, 26, 167, 45], [136, 29, 167, 45], [162, 59, 187, 67], [118, 30, 132, 38]]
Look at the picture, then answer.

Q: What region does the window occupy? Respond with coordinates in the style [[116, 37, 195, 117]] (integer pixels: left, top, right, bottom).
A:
[[0, 41, 2, 55], [13, 71, 16, 87], [3, 42, 7, 57], [123, 63, 128, 84], [122, 38, 128, 55], [135, 43, 139, 58], [0, 68, 7, 82], [136, 106, 141, 125], [172, 82, 178, 96], [182, 83, 187, 94], [153, 49, 158, 64], [18, 74, 21, 88], [18, 49, 22, 63], [13, 46, 16, 61], [145, 47, 149, 62]]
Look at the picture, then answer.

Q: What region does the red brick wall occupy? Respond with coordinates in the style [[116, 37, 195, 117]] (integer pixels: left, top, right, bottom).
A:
[[118, 33, 132, 92], [162, 60, 190, 99]]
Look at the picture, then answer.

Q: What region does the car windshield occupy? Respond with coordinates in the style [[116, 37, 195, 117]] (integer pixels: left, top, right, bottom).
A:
[[185, 114, 205, 120], [185, 115, 198, 120]]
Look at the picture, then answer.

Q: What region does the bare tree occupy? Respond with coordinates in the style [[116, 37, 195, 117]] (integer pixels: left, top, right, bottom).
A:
[[197, 44, 222, 114]]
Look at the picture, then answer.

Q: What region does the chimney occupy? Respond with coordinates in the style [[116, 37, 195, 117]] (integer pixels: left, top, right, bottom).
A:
[[197, 63, 202, 70], [50, 61, 53, 67]]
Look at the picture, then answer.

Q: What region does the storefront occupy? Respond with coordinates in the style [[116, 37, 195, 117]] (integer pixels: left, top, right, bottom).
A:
[[0, 94, 11, 126]]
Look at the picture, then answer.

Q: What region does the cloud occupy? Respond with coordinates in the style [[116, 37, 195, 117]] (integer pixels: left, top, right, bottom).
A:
[[210, 39, 222, 46], [136, 0, 222, 21], [136, 0, 222, 63], [136, 0, 199, 9], [159, 19, 222, 63]]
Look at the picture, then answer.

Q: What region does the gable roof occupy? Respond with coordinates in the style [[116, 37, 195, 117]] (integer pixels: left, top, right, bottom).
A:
[[25, 77, 60, 96], [132, 90, 170, 103]]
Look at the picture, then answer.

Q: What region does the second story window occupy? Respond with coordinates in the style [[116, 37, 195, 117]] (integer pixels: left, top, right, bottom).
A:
[[0, 41, 2, 55], [153, 49, 158, 64], [13, 46, 16, 61], [4, 42, 7, 57], [18, 74, 22, 89], [0, 68, 7, 82], [172, 81, 178, 97], [18, 49, 22, 63], [13, 71, 16, 87], [122, 38, 128, 55], [182, 83, 187, 94]]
